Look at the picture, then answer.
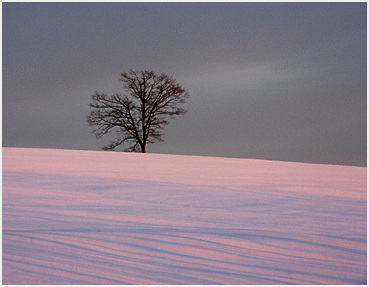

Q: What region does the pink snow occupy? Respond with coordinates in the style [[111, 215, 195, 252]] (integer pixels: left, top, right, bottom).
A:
[[2, 147, 367, 284]]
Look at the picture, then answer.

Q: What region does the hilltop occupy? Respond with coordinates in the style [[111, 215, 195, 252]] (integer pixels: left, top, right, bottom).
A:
[[2, 147, 367, 284]]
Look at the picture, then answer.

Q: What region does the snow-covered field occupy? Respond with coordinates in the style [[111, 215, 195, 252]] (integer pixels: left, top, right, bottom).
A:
[[2, 147, 367, 284]]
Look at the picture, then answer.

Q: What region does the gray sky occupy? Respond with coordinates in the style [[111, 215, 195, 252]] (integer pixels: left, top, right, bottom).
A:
[[3, 2, 367, 166]]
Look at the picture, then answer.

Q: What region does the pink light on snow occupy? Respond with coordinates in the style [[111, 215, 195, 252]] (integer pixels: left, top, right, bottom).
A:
[[2, 148, 367, 284]]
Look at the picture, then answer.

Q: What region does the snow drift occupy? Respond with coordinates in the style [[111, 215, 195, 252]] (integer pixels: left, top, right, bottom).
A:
[[2, 147, 367, 284]]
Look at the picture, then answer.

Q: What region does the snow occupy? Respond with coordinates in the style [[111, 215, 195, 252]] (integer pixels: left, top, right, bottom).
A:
[[2, 147, 367, 284]]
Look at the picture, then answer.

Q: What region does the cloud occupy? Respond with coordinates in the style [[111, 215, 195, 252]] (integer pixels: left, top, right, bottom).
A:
[[182, 62, 298, 95]]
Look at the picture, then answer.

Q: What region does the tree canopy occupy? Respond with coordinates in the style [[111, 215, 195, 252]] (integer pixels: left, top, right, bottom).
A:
[[87, 70, 189, 152]]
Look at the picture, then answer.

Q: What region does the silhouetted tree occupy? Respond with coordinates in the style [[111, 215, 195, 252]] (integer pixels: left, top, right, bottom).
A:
[[87, 70, 189, 153]]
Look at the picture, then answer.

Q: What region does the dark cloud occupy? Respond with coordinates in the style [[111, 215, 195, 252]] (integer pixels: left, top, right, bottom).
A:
[[3, 2, 366, 166]]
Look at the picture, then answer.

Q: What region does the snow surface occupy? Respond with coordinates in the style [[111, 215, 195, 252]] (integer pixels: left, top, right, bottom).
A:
[[2, 147, 367, 284]]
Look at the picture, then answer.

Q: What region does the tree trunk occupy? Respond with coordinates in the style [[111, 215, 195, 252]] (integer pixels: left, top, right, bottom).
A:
[[141, 143, 146, 153]]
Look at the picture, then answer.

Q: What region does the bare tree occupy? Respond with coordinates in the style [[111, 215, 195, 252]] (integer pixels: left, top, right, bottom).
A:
[[87, 70, 189, 153]]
